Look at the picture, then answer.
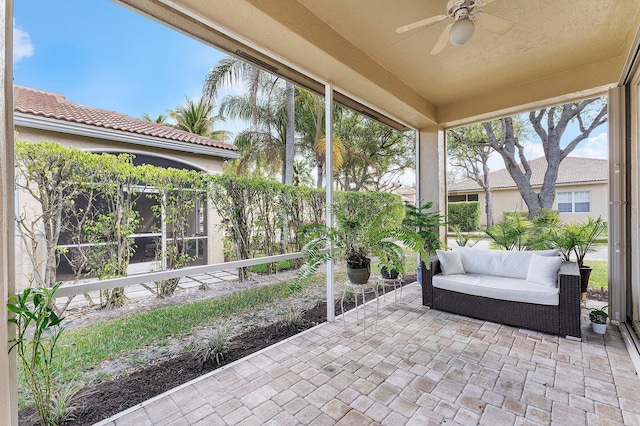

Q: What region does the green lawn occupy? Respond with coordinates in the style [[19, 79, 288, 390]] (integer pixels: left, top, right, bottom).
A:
[[249, 259, 294, 274], [587, 259, 608, 288]]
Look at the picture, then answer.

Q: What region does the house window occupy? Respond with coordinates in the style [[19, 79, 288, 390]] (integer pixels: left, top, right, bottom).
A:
[[557, 191, 590, 213], [448, 194, 479, 202]]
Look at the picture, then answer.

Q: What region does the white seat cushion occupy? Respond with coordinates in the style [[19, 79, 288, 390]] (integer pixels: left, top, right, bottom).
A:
[[432, 274, 559, 305]]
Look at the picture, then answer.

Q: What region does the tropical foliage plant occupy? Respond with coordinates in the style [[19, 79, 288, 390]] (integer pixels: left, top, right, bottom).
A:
[[402, 201, 446, 255], [589, 305, 609, 324], [7, 282, 77, 425], [551, 216, 607, 266], [484, 209, 560, 250], [293, 194, 426, 289]]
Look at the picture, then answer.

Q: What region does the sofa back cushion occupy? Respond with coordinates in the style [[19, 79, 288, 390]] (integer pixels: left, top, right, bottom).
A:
[[526, 253, 563, 287], [451, 247, 559, 279], [436, 250, 465, 275]]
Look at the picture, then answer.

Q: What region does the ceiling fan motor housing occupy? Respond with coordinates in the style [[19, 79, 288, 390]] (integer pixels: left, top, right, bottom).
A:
[[447, 0, 477, 17]]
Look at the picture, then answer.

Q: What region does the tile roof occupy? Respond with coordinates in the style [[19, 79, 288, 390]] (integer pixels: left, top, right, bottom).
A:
[[13, 85, 237, 153], [449, 156, 608, 192]]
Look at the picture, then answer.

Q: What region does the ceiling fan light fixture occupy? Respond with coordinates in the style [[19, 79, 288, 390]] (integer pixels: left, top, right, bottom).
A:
[[449, 17, 475, 46]]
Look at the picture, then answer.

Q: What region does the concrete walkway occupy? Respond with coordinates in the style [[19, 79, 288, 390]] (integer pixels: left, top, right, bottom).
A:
[[55, 269, 239, 310], [98, 283, 640, 425]]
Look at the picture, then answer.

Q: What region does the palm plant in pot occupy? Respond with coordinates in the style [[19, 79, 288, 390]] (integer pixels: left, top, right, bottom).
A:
[[402, 201, 445, 285], [589, 305, 608, 334], [293, 202, 426, 286], [552, 216, 607, 300]]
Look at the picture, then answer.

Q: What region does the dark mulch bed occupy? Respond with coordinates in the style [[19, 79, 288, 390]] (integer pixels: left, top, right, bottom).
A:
[[587, 287, 608, 302], [20, 277, 413, 426]]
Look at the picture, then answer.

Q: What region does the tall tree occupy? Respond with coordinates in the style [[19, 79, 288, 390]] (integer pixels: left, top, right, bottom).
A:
[[284, 81, 295, 185], [218, 87, 287, 178], [295, 89, 345, 188], [483, 98, 607, 218], [447, 124, 495, 227], [203, 56, 294, 182], [334, 108, 414, 191], [169, 96, 230, 141]]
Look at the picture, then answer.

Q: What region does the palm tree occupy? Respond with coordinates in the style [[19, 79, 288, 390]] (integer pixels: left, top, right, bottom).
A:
[[292, 159, 313, 186], [217, 85, 287, 178], [168, 96, 231, 141], [203, 56, 294, 182], [142, 112, 169, 125], [295, 89, 345, 188]]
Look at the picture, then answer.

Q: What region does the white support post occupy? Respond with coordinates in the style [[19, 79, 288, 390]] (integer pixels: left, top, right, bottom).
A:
[[414, 129, 420, 267], [161, 191, 168, 270], [414, 129, 420, 206], [1, 0, 18, 423], [608, 86, 627, 323], [325, 83, 335, 322]]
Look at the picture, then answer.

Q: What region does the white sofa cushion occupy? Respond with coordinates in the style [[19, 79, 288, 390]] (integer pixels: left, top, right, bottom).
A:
[[433, 273, 560, 305], [452, 247, 502, 276], [526, 253, 562, 287], [451, 247, 560, 280], [436, 250, 465, 275]]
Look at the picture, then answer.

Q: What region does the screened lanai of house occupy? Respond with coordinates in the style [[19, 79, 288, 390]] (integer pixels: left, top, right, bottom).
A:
[[2, 1, 640, 424]]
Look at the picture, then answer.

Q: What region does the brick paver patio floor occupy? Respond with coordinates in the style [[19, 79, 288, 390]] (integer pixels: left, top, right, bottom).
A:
[[98, 282, 640, 425]]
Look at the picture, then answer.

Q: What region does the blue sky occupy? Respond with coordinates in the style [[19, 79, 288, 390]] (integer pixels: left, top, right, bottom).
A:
[[13, 0, 244, 134], [12, 0, 607, 174]]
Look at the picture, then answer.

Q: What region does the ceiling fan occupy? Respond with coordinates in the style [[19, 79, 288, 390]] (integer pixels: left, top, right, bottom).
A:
[[396, 0, 513, 54]]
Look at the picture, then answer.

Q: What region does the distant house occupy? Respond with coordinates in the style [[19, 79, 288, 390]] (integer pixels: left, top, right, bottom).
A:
[[448, 157, 608, 226], [13, 85, 239, 290]]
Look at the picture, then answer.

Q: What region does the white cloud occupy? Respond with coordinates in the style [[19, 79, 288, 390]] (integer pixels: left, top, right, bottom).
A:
[[570, 132, 608, 159], [13, 20, 34, 63]]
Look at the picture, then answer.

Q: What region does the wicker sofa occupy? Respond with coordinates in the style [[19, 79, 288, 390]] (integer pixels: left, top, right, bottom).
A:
[[420, 247, 581, 338]]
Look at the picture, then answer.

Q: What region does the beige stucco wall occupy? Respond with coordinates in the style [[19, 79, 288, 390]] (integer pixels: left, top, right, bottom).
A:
[[453, 181, 609, 227], [14, 126, 229, 291]]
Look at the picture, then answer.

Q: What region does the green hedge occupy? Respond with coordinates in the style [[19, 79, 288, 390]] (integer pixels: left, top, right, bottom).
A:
[[448, 201, 481, 231]]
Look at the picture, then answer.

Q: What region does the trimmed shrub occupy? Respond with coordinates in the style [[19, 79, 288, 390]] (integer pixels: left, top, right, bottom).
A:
[[448, 201, 481, 231]]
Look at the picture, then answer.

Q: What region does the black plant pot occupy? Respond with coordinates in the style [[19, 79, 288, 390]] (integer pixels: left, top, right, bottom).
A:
[[579, 265, 593, 294], [347, 258, 371, 284], [380, 266, 399, 280]]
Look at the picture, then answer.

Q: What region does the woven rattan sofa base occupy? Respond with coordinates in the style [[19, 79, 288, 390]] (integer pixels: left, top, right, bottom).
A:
[[421, 257, 582, 339]]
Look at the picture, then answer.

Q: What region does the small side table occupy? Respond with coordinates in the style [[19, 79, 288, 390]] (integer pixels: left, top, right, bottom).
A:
[[340, 279, 379, 337], [377, 275, 403, 307]]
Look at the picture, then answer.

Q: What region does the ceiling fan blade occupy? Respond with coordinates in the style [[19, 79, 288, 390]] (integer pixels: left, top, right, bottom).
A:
[[474, 12, 513, 35], [396, 14, 448, 33], [475, 0, 498, 5], [431, 23, 454, 55]]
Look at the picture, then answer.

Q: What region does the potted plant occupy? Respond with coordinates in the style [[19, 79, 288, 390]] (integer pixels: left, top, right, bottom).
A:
[[294, 202, 426, 286], [589, 305, 608, 334], [402, 201, 445, 284], [552, 216, 606, 300]]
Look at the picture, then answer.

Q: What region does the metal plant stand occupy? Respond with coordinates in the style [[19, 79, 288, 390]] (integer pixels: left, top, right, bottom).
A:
[[340, 279, 379, 337]]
